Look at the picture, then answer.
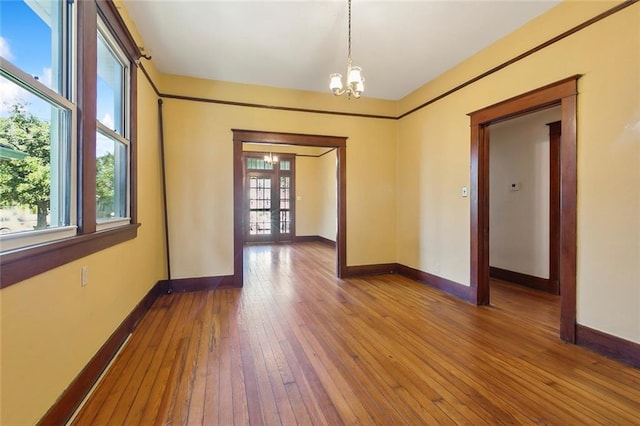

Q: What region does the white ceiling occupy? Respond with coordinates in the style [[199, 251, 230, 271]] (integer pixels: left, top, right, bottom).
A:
[[124, 0, 561, 100]]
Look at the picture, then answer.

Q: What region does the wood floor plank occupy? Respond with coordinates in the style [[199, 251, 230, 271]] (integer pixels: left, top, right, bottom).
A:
[[186, 291, 215, 424], [127, 293, 198, 424], [70, 300, 167, 425], [72, 242, 640, 425]]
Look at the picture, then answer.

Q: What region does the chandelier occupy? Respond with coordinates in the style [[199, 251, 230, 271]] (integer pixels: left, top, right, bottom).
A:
[[329, 0, 364, 99], [264, 145, 278, 165]]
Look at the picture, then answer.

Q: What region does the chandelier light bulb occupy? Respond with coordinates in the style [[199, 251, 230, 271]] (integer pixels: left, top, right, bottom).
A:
[[330, 73, 344, 92], [347, 66, 362, 85]]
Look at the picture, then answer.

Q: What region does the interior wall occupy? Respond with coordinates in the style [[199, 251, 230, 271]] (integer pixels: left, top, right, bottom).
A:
[[489, 107, 561, 278], [397, 1, 639, 342], [161, 75, 397, 278], [317, 151, 338, 241], [295, 156, 321, 236], [0, 66, 166, 425]]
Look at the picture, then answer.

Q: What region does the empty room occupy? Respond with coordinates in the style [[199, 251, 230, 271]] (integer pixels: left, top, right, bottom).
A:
[[1, 0, 639, 424]]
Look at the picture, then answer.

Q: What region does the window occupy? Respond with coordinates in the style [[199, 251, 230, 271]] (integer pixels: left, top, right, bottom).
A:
[[0, 0, 140, 288], [96, 18, 130, 228], [0, 0, 75, 250]]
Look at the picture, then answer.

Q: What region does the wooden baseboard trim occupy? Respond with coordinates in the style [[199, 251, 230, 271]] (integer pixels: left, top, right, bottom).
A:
[[343, 263, 398, 278], [490, 266, 558, 294], [294, 235, 336, 247], [576, 325, 640, 368], [168, 275, 238, 292], [38, 280, 167, 425], [397, 264, 473, 303]]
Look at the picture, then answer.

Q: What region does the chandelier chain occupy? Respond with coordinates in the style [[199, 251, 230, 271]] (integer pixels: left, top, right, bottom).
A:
[[328, 0, 364, 98], [348, 0, 352, 59]]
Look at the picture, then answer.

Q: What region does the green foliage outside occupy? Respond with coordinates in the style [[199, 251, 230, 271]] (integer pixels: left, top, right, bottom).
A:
[[0, 103, 117, 231], [0, 104, 51, 229], [96, 151, 115, 219]]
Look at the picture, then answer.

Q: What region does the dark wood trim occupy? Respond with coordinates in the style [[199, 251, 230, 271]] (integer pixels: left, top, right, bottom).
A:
[[397, 264, 473, 303], [167, 275, 237, 292], [96, 1, 143, 63], [576, 325, 640, 369], [233, 129, 347, 148], [469, 77, 578, 343], [344, 263, 397, 278], [37, 279, 167, 426], [1, 224, 140, 288], [468, 76, 579, 124], [77, 0, 97, 235], [233, 135, 244, 287], [294, 235, 336, 247], [490, 267, 556, 294], [548, 121, 561, 294], [233, 130, 348, 284], [336, 141, 347, 278], [161, 93, 395, 120], [559, 94, 578, 343], [158, 99, 172, 285], [398, 1, 638, 119], [138, 63, 161, 97]]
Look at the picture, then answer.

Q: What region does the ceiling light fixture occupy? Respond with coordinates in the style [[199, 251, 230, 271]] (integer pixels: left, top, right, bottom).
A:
[[264, 146, 278, 165], [329, 0, 364, 99]]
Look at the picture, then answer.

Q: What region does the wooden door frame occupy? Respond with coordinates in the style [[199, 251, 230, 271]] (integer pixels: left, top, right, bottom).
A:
[[547, 121, 561, 295], [232, 129, 347, 287], [468, 76, 579, 342]]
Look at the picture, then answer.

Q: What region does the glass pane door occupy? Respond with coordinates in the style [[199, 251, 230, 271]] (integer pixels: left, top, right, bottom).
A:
[[244, 154, 295, 243], [279, 175, 291, 238], [247, 173, 273, 242]]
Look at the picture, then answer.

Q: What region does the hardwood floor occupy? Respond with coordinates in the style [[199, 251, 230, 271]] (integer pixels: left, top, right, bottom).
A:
[[72, 242, 640, 425]]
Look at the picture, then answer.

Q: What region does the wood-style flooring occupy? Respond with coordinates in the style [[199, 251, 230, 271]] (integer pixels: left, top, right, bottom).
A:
[[72, 242, 640, 425]]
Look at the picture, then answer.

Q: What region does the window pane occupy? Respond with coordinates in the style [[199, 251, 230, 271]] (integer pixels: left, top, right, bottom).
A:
[[0, 0, 65, 94], [96, 132, 127, 221], [246, 157, 275, 170], [97, 32, 124, 135], [0, 75, 71, 235]]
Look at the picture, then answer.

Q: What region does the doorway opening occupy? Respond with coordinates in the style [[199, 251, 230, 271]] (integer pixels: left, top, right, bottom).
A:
[[232, 130, 347, 287], [469, 76, 578, 342], [488, 107, 561, 296]]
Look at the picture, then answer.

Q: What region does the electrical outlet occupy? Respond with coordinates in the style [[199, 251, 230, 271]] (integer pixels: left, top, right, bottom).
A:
[[81, 265, 89, 286]]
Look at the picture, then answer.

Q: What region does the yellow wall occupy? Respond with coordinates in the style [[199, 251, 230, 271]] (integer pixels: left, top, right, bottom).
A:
[[161, 77, 397, 278], [0, 68, 166, 424], [317, 150, 338, 241], [397, 1, 639, 342], [296, 156, 321, 236]]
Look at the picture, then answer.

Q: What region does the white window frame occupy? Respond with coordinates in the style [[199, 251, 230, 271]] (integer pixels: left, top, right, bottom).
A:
[[0, 0, 77, 251], [95, 17, 131, 229]]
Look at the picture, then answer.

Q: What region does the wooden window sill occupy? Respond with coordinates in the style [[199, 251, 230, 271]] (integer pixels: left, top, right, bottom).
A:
[[0, 223, 140, 289]]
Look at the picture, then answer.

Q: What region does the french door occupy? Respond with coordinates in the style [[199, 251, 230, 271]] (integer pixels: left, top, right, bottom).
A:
[[244, 154, 294, 243]]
